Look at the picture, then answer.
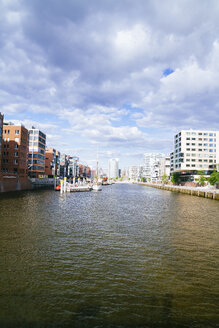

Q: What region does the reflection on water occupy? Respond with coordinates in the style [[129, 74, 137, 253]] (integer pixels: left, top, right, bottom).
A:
[[0, 184, 218, 327]]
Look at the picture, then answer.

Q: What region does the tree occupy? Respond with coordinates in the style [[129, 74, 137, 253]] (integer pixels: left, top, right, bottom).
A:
[[208, 171, 219, 186], [197, 171, 206, 186], [171, 172, 181, 184], [161, 173, 169, 184], [141, 177, 146, 182]]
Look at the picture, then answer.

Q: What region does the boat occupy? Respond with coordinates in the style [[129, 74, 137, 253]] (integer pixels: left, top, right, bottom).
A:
[[92, 184, 102, 191], [92, 151, 102, 191], [55, 184, 61, 191], [55, 182, 92, 192]]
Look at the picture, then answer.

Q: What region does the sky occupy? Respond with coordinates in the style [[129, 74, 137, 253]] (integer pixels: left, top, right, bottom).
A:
[[1, 0, 219, 169]]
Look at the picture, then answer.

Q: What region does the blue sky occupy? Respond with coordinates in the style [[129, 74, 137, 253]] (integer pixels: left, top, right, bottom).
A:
[[1, 0, 219, 169]]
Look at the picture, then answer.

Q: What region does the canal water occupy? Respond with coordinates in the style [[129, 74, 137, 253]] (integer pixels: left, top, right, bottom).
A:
[[0, 184, 218, 328]]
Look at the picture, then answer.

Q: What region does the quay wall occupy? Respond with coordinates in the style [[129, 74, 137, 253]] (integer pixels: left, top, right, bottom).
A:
[[134, 183, 219, 201], [0, 175, 33, 193]]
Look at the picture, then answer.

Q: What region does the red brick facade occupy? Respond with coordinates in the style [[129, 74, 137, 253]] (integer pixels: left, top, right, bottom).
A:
[[2, 124, 28, 177]]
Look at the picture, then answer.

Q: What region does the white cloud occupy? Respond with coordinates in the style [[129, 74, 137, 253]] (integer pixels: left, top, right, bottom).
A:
[[1, 0, 219, 167]]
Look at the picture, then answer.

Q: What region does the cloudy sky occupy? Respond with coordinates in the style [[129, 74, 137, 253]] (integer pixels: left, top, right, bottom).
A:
[[1, 0, 219, 168]]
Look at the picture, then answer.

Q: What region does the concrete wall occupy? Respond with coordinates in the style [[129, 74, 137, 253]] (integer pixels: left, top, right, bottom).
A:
[[136, 183, 219, 200]]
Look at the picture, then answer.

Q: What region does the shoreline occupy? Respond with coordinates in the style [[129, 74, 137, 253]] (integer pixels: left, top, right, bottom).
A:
[[134, 182, 219, 200]]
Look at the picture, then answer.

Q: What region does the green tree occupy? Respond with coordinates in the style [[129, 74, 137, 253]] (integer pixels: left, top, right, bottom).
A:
[[171, 172, 181, 184], [197, 171, 206, 186], [208, 171, 219, 185], [161, 173, 169, 184], [140, 177, 146, 182]]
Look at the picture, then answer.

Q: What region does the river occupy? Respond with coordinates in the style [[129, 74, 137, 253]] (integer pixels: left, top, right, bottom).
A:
[[0, 183, 218, 328]]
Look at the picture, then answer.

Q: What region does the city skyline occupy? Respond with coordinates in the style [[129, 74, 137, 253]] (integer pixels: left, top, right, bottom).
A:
[[1, 1, 219, 168]]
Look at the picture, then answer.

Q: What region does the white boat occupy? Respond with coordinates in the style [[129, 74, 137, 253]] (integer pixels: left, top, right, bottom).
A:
[[92, 184, 102, 191]]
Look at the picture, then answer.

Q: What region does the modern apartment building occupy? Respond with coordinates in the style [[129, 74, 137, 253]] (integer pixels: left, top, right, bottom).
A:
[[172, 130, 219, 181], [66, 155, 79, 178], [142, 153, 165, 181], [60, 153, 67, 178], [28, 128, 46, 178], [1, 123, 28, 176], [128, 165, 140, 180], [159, 156, 170, 179], [108, 158, 119, 179]]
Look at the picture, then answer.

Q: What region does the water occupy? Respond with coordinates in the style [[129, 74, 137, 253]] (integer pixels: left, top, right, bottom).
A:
[[0, 184, 218, 328]]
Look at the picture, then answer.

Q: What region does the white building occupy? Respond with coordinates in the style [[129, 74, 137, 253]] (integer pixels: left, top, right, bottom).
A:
[[159, 156, 170, 179], [128, 166, 140, 180], [172, 129, 219, 181], [108, 158, 119, 179], [142, 153, 165, 181]]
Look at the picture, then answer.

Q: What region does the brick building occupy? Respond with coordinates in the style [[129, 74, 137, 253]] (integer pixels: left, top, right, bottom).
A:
[[0, 113, 3, 178], [1, 123, 28, 177]]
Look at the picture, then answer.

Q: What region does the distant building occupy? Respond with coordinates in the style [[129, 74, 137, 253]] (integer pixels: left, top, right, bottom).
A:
[[28, 127, 46, 178], [158, 156, 170, 179], [128, 165, 139, 180], [66, 155, 79, 178], [60, 153, 67, 178], [45, 148, 57, 177], [2, 122, 28, 177], [79, 163, 90, 179], [171, 129, 219, 181], [108, 158, 119, 178], [142, 153, 165, 181]]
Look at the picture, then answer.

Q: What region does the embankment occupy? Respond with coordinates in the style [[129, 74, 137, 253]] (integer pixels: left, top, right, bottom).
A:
[[135, 183, 219, 200]]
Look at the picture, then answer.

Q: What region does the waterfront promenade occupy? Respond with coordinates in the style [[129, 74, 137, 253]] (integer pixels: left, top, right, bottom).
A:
[[134, 182, 219, 200]]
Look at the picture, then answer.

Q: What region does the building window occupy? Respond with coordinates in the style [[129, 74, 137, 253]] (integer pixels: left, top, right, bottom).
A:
[[15, 130, 20, 134], [14, 152, 18, 157], [15, 138, 19, 142], [14, 159, 18, 165]]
